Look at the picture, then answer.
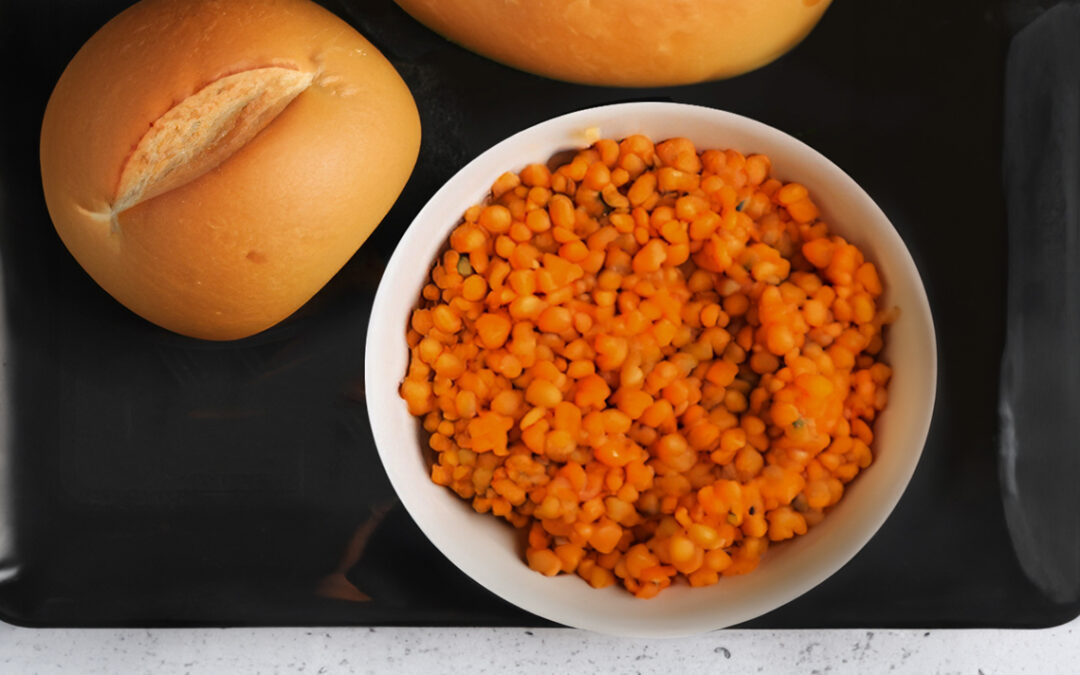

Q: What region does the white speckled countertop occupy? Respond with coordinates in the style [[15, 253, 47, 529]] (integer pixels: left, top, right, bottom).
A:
[[1, 619, 1076, 673]]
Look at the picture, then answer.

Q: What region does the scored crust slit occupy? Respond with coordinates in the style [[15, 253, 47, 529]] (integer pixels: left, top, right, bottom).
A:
[[111, 66, 315, 223]]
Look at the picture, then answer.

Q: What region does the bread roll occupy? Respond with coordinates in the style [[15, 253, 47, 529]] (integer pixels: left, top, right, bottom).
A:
[[40, 0, 421, 340], [393, 0, 831, 87]]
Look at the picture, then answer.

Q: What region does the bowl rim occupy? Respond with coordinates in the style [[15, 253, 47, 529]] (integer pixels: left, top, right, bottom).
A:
[[365, 101, 937, 637]]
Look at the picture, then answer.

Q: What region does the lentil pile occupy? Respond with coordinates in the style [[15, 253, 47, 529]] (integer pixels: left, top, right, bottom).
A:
[[400, 135, 894, 598]]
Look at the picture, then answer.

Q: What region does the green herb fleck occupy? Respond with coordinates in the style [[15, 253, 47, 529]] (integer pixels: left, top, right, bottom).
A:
[[792, 418, 806, 429]]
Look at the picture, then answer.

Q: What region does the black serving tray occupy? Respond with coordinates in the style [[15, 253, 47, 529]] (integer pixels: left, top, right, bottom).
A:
[[0, 0, 1076, 629]]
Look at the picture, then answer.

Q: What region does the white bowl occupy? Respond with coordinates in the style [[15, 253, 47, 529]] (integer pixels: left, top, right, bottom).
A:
[[365, 102, 937, 637]]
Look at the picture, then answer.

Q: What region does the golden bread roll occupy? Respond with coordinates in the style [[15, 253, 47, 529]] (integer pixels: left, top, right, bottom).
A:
[[393, 0, 831, 86], [41, 0, 421, 340]]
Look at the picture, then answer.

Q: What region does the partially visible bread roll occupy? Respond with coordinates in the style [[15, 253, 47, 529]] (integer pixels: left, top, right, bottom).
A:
[[393, 0, 831, 87], [41, 0, 421, 340]]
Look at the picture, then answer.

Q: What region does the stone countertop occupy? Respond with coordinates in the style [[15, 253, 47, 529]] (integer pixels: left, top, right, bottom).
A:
[[0, 619, 1076, 674]]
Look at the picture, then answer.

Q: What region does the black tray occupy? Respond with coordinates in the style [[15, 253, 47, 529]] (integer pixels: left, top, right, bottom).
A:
[[0, 0, 1076, 629]]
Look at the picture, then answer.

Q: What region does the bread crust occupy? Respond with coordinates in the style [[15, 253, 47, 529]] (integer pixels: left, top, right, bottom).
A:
[[40, 0, 421, 340], [393, 0, 831, 87]]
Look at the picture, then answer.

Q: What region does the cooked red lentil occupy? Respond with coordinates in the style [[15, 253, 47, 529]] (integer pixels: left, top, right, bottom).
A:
[[400, 134, 895, 597]]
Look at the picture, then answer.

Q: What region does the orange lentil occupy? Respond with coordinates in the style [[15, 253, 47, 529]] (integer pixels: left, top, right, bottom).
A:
[[479, 204, 512, 234], [402, 135, 893, 598]]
